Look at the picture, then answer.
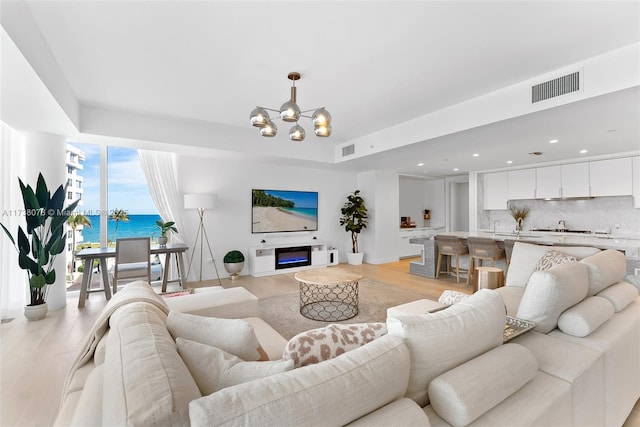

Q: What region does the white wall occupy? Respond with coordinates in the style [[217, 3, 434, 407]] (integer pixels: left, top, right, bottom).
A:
[[399, 177, 425, 226], [0, 130, 68, 311], [358, 170, 399, 264], [450, 181, 470, 232], [425, 179, 446, 227], [398, 176, 446, 229], [176, 155, 356, 280]]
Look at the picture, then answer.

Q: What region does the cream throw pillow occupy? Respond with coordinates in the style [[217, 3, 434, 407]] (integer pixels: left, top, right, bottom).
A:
[[579, 249, 627, 296], [167, 311, 261, 361], [189, 335, 410, 427], [557, 296, 615, 337], [597, 282, 639, 312], [387, 289, 505, 407], [516, 261, 589, 333], [428, 343, 538, 427], [176, 338, 293, 395]]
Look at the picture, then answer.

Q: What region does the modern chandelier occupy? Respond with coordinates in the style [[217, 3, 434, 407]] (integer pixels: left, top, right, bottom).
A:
[[249, 72, 332, 142]]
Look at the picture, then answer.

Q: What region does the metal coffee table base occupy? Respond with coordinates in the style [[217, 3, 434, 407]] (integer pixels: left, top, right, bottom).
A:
[[299, 281, 359, 321]]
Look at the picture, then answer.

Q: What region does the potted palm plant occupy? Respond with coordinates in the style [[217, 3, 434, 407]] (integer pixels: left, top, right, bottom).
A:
[[339, 190, 368, 265], [155, 219, 178, 246], [0, 173, 79, 320]]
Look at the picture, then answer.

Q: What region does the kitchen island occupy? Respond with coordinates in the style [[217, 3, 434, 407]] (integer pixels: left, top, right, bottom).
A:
[[410, 231, 640, 279]]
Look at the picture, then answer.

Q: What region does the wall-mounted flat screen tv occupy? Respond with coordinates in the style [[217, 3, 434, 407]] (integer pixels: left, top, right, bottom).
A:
[[252, 189, 318, 234]]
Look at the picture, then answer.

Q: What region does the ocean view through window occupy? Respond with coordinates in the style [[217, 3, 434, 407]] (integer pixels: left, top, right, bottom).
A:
[[68, 143, 160, 246]]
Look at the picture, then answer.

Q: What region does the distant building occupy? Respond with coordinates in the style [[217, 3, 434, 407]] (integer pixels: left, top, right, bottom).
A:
[[66, 144, 85, 274]]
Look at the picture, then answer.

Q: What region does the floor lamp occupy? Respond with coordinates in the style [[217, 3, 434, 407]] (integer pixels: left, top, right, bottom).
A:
[[184, 193, 222, 285]]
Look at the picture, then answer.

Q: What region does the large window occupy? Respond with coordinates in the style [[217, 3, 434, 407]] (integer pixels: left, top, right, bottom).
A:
[[67, 143, 159, 248]]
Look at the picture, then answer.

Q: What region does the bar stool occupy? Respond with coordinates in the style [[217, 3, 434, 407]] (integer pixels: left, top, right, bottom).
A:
[[503, 239, 516, 272], [467, 237, 506, 288], [435, 235, 470, 283]]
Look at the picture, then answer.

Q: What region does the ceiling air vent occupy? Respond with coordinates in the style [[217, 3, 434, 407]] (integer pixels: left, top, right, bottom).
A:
[[532, 71, 580, 103], [342, 144, 355, 157]]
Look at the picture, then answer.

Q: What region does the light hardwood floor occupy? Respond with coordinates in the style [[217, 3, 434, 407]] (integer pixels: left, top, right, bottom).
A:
[[1, 259, 638, 426]]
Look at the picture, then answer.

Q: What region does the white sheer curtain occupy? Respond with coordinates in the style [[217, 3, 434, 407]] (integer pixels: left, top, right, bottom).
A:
[[137, 150, 185, 281], [0, 123, 27, 315]]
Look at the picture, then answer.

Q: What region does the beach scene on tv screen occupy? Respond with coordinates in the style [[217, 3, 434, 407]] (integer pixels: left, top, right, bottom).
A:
[[252, 189, 318, 233]]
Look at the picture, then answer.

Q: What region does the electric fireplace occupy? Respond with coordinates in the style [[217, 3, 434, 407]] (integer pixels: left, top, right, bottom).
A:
[[275, 246, 312, 270]]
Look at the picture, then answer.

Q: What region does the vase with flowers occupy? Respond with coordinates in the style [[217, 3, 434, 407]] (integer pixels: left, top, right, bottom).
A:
[[508, 203, 529, 234]]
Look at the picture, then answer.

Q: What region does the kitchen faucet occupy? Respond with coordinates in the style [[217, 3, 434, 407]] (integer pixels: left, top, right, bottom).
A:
[[558, 220, 566, 230], [493, 220, 500, 236]]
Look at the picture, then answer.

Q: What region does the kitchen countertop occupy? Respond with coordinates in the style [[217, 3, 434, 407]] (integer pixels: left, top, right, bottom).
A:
[[410, 231, 640, 258], [470, 231, 638, 257]]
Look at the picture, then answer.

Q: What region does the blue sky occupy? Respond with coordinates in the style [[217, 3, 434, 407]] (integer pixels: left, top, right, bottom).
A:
[[69, 142, 158, 215]]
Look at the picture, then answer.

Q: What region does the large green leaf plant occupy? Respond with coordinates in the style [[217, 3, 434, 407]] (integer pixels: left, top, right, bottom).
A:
[[0, 173, 79, 306], [339, 190, 368, 254]]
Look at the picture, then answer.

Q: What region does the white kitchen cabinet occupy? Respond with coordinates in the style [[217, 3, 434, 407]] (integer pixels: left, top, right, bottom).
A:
[[536, 163, 589, 198], [589, 158, 633, 197], [508, 168, 536, 200], [536, 166, 562, 199], [561, 162, 590, 198], [483, 171, 508, 210]]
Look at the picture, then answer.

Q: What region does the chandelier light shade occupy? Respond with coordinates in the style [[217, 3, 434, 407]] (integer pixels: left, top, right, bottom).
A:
[[250, 107, 270, 127], [249, 72, 332, 142], [260, 121, 277, 137], [289, 124, 306, 142]]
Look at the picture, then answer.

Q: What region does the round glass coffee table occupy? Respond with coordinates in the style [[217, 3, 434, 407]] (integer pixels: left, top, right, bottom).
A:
[[295, 269, 362, 321]]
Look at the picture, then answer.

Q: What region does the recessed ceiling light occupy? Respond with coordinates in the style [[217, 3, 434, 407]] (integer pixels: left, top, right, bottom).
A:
[[579, 149, 588, 154], [472, 153, 479, 157], [506, 160, 513, 164], [453, 168, 459, 171], [417, 162, 424, 166], [549, 139, 558, 144]]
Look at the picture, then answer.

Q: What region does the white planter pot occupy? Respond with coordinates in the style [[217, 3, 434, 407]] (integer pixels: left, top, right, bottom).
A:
[[24, 302, 48, 321], [347, 252, 364, 265], [224, 262, 244, 280], [158, 236, 168, 247]]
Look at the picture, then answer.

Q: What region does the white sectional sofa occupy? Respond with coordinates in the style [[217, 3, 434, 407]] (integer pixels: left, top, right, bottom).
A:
[[55, 241, 639, 426]]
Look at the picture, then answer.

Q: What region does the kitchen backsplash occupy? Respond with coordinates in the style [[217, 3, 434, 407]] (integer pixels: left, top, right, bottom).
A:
[[481, 196, 640, 236]]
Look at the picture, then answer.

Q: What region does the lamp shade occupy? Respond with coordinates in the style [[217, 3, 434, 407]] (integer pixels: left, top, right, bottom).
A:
[[260, 120, 277, 137], [184, 193, 217, 210]]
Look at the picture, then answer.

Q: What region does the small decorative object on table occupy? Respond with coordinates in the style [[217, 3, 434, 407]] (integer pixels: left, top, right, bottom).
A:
[[508, 202, 529, 233], [156, 220, 178, 247], [503, 316, 536, 342], [159, 288, 195, 298]]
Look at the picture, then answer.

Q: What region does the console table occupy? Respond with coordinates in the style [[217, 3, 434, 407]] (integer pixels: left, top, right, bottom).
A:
[[295, 269, 362, 321]]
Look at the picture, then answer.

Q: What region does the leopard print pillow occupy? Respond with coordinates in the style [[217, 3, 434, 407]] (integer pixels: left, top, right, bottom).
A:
[[534, 250, 577, 272], [282, 323, 387, 368], [438, 290, 470, 306]]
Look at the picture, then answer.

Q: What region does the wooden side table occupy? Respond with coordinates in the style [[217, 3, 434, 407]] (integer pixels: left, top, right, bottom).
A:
[[474, 266, 503, 292], [294, 269, 362, 321]]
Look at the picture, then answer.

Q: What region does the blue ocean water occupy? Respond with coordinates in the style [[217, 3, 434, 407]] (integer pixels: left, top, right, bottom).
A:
[[282, 207, 318, 221], [80, 214, 162, 243]]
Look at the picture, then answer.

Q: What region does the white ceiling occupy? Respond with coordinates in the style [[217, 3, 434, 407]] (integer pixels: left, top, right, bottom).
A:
[[2, 1, 640, 176]]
